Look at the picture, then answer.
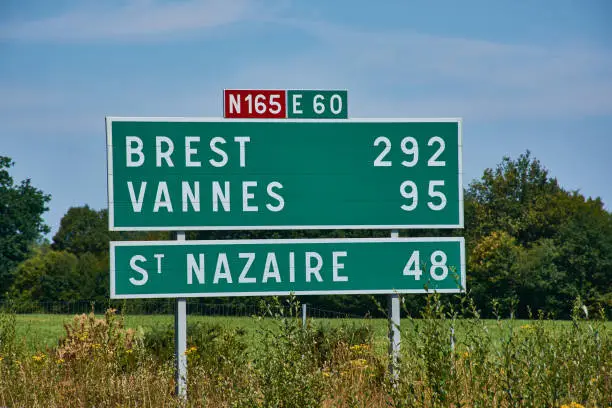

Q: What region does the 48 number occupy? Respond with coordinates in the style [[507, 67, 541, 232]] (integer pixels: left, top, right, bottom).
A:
[[403, 250, 448, 281]]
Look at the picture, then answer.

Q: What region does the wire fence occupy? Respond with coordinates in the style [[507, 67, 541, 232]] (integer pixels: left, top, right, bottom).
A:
[[0, 300, 367, 320]]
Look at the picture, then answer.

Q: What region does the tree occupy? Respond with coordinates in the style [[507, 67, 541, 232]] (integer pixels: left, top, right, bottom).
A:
[[0, 156, 50, 298], [9, 245, 80, 302], [552, 194, 612, 314], [50, 205, 171, 301], [76, 251, 110, 301], [465, 150, 562, 246], [52, 206, 112, 255], [468, 230, 523, 315], [465, 151, 612, 317]]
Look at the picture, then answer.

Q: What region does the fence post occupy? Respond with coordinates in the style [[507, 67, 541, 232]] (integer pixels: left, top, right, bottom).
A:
[[175, 231, 187, 400], [302, 303, 307, 327]]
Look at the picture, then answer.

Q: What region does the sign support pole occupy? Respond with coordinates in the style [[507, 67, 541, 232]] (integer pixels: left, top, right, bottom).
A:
[[175, 231, 187, 400], [388, 230, 400, 382]]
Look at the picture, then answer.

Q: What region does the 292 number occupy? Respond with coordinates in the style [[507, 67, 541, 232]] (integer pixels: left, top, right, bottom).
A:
[[373, 136, 445, 167]]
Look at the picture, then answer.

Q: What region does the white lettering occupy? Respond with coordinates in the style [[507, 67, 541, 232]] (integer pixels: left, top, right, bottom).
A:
[[153, 181, 173, 213], [212, 181, 230, 212], [238, 253, 256, 283], [213, 253, 232, 283], [154, 253, 164, 274], [292, 94, 303, 114], [127, 181, 147, 213], [182, 181, 200, 212], [126, 136, 145, 167], [332, 251, 348, 282], [209, 137, 228, 167], [229, 94, 240, 114], [234, 136, 250, 168], [262, 253, 281, 283], [266, 182, 284, 212], [305, 252, 323, 282], [185, 136, 201, 167], [243, 181, 258, 212], [129, 255, 148, 286], [156, 136, 174, 167], [187, 254, 204, 284], [289, 252, 295, 283]]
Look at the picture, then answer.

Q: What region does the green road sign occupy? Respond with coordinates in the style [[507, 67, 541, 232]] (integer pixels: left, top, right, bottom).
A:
[[106, 118, 462, 231], [110, 238, 465, 299], [286, 90, 348, 119]]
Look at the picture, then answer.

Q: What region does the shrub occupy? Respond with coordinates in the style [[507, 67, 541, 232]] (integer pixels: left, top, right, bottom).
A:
[[56, 308, 142, 373]]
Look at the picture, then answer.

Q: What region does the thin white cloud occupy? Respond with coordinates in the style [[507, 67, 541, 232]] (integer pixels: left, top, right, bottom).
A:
[[0, 0, 261, 41], [1, 15, 611, 127], [227, 19, 612, 120]]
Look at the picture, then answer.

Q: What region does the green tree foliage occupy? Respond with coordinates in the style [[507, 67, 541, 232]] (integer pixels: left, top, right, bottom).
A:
[[9, 245, 80, 302], [466, 151, 612, 317], [44, 206, 170, 302], [7, 152, 611, 319], [52, 206, 111, 254], [553, 195, 612, 309], [465, 151, 562, 246], [51, 205, 171, 256], [0, 156, 50, 298], [76, 251, 110, 301]]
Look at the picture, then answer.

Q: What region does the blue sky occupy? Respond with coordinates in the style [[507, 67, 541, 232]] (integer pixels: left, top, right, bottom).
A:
[[1, 0, 611, 237]]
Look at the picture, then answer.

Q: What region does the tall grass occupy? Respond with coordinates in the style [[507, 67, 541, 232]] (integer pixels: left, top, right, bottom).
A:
[[0, 294, 609, 407]]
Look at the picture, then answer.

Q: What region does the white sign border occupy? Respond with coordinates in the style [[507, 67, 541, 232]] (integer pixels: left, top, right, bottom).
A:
[[106, 117, 463, 231], [110, 237, 466, 299]]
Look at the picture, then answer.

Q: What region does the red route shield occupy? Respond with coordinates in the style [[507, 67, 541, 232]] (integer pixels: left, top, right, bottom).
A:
[[224, 89, 287, 119]]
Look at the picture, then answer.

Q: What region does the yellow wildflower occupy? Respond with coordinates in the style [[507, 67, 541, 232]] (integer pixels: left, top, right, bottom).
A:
[[323, 372, 331, 377], [560, 403, 585, 408], [126, 349, 133, 354], [0, 355, 3, 362], [184, 346, 198, 356], [351, 344, 371, 352], [520, 324, 531, 330], [91, 343, 102, 350], [349, 358, 368, 368], [32, 353, 46, 363], [56, 358, 65, 364]]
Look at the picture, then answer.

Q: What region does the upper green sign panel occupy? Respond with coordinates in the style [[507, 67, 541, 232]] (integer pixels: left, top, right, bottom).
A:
[[106, 118, 463, 231]]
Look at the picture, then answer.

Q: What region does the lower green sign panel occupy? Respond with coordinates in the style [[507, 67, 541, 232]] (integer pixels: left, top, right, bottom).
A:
[[110, 238, 465, 299]]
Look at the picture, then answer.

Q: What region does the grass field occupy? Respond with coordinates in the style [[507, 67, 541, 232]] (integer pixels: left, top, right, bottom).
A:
[[2, 297, 610, 407], [14, 312, 603, 353], [15, 313, 389, 352]]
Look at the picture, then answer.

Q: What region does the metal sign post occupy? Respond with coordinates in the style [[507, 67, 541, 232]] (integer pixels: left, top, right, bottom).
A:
[[174, 231, 187, 399], [388, 230, 401, 382]]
